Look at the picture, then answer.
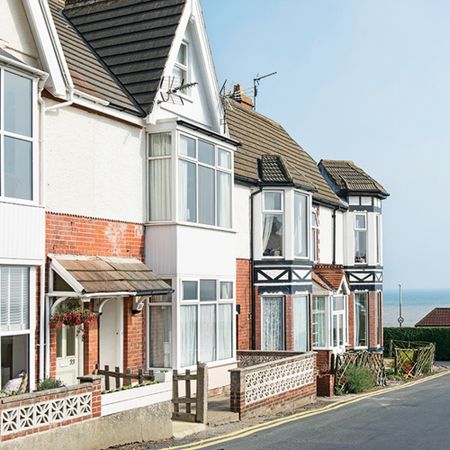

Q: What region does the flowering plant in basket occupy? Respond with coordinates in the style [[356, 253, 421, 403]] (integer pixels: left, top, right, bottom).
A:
[[50, 300, 97, 339]]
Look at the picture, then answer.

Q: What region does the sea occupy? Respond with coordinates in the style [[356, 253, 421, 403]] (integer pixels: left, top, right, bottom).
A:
[[383, 288, 450, 327]]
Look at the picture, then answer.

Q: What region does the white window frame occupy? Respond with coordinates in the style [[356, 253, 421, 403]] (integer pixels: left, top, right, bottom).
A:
[[376, 214, 382, 265], [0, 66, 37, 205], [261, 295, 285, 351], [261, 190, 284, 259], [177, 278, 235, 370], [172, 41, 190, 99], [177, 132, 233, 230], [354, 291, 369, 349], [311, 207, 319, 262], [293, 190, 310, 260], [354, 213, 368, 264], [0, 265, 36, 391]]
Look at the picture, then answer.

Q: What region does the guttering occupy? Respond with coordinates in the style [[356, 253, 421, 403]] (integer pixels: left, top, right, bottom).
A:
[[177, 120, 241, 147], [250, 185, 263, 350], [0, 53, 49, 79]]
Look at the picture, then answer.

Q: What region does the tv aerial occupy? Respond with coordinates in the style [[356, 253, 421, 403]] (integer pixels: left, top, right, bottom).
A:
[[157, 75, 198, 105], [253, 71, 277, 109]]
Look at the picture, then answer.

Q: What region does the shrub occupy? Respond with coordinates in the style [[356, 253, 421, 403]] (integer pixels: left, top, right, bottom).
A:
[[384, 327, 449, 360], [344, 366, 375, 393], [37, 378, 64, 391]]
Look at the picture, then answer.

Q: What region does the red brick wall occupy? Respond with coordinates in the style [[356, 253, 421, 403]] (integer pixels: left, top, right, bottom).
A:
[[316, 349, 333, 371], [44, 212, 146, 380], [123, 297, 145, 372], [236, 259, 252, 350]]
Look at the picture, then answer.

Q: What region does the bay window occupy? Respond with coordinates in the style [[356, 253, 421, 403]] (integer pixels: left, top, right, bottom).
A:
[[354, 214, 367, 263], [294, 192, 308, 258], [355, 292, 369, 347], [0, 266, 31, 389], [1, 69, 34, 201], [178, 134, 232, 228], [180, 279, 233, 367], [262, 191, 283, 257]]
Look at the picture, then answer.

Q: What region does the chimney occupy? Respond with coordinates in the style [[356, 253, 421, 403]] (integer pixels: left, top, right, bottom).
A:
[[231, 84, 254, 110]]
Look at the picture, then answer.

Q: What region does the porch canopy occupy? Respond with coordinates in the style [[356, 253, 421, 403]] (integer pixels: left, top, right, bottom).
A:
[[312, 264, 349, 295], [48, 254, 172, 299]]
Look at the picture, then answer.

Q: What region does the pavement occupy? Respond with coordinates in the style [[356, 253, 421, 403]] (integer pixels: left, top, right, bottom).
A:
[[161, 370, 450, 450]]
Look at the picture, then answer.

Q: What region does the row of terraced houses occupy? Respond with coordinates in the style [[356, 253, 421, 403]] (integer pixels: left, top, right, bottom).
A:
[[0, 0, 388, 446]]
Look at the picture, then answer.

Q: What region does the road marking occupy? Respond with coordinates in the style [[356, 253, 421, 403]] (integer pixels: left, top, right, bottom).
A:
[[164, 370, 450, 450]]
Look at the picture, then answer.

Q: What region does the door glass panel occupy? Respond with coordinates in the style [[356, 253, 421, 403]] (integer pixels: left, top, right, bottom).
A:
[[56, 327, 63, 358], [262, 297, 284, 351], [293, 296, 308, 352], [66, 326, 76, 357], [332, 315, 338, 347]]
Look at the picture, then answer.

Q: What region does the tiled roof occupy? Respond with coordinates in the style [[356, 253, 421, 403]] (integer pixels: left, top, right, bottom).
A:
[[415, 308, 450, 327], [225, 99, 342, 207], [319, 160, 389, 198], [51, 255, 172, 295], [313, 264, 346, 292], [49, 0, 143, 116], [64, 0, 186, 114]]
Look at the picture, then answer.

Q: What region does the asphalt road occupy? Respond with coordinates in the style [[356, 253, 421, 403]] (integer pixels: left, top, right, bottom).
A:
[[194, 373, 450, 450]]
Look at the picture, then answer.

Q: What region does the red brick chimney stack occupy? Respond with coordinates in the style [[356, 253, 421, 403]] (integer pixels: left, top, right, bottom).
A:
[[232, 84, 254, 110]]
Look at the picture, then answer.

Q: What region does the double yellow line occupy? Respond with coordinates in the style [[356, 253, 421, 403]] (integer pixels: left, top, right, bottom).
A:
[[164, 370, 450, 450]]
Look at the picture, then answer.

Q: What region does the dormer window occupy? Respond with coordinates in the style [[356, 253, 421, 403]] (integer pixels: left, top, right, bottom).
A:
[[173, 42, 188, 89], [262, 191, 283, 257], [354, 214, 367, 263]]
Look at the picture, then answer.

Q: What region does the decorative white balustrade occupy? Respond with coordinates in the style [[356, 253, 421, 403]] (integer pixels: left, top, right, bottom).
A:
[[243, 354, 315, 405], [1, 393, 92, 436]]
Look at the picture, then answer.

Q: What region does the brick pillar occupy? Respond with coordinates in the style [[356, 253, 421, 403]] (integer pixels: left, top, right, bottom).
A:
[[123, 297, 144, 371], [236, 259, 252, 350], [49, 323, 57, 379], [83, 305, 99, 375], [285, 295, 294, 351], [254, 289, 262, 350]]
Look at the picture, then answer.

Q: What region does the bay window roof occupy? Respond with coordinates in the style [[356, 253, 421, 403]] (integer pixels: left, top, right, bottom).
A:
[[49, 255, 172, 298], [312, 264, 349, 294], [319, 159, 389, 198]]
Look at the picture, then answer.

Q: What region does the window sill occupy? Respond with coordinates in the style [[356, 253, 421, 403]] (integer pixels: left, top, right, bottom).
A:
[[178, 357, 237, 371], [0, 197, 44, 209], [145, 220, 236, 234]]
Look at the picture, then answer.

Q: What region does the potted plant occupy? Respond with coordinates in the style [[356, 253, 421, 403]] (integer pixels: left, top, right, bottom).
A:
[[50, 299, 97, 339]]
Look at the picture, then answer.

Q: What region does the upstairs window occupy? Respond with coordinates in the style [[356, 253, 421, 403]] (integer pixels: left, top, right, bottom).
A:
[[172, 42, 188, 90], [354, 214, 367, 263], [262, 191, 283, 257], [294, 192, 308, 258], [0, 69, 34, 201], [178, 134, 232, 228], [311, 208, 319, 262], [148, 133, 172, 221]]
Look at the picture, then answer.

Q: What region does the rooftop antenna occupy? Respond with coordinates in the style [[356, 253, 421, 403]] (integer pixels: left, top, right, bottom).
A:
[[398, 283, 404, 328], [253, 71, 277, 110]]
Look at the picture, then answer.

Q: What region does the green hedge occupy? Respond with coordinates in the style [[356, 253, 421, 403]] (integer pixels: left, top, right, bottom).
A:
[[384, 327, 450, 360]]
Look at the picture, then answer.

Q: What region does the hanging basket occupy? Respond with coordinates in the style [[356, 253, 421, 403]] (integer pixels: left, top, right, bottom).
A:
[[50, 300, 97, 338]]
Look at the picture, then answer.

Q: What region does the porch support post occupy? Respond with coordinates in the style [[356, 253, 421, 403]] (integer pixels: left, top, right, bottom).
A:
[[83, 302, 99, 375], [123, 296, 145, 373]]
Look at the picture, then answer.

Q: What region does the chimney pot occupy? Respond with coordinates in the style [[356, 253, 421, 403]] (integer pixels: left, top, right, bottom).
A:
[[232, 84, 254, 110]]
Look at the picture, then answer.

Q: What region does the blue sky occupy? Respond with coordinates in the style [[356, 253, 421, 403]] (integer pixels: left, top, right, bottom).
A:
[[202, 0, 450, 290]]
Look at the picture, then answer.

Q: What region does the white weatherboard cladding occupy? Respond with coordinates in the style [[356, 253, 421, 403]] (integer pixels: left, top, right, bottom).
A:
[[45, 101, 146, 223], [0, 202, 45, 263], [0, 0, 40, 65], [318, 206, 333, 263], [234, 184, 251, 259], [145, 225, 178, 276]]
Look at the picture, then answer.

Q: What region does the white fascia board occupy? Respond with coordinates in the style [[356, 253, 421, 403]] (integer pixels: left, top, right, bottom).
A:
[[21, 0, 72, 98]]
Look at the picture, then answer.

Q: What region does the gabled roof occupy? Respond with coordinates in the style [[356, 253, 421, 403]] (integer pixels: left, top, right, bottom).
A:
[[64, 0, 186, 114], [313, 264, 348, 293], [225, 99, 342, 207], [49, 0, 143, 116], [415, 308, 450, 327], [319, 160, 389, 198], [50, 254, 172, 297]]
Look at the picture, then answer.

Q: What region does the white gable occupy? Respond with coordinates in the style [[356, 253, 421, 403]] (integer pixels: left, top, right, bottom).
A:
[[149, 0, 224, 134]]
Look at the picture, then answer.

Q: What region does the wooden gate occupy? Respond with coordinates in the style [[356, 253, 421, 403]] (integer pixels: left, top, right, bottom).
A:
[[172, 362, 208, 424]]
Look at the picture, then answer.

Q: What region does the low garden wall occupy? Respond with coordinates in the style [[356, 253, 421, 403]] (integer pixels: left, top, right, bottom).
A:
[[384, 327, 450, 360], [230, 351, 317, 418], [0, 378, 101, 443]]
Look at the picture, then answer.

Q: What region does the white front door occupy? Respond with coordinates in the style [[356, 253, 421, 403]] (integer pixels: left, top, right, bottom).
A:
[[56, 326, 80, 386], [332, 312, 346, 353], [99, 299, 123, 371]]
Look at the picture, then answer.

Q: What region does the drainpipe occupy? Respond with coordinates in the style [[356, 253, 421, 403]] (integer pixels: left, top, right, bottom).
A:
[[38, 87, 74, 381], [332, 207, 337, 265], [250, 186, 262, 350]]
